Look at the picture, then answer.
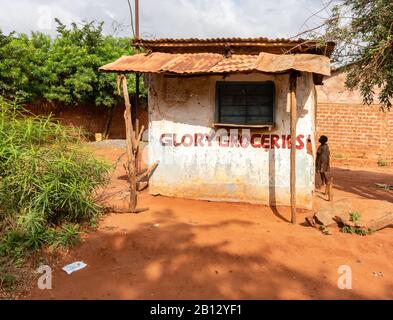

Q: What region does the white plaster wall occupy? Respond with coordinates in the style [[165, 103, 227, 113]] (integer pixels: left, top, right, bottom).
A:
[[146, 72, 316, 208], [316, 70, 381, 104]]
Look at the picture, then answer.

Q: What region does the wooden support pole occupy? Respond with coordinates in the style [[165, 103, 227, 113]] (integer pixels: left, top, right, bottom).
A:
[[135, 73, 140, 127], [134, 0, 140, 132], [121, 74, 137, 211], [290, 72, 298, 224], [135, 118, 140, 174], [135, 0, 140, 39]]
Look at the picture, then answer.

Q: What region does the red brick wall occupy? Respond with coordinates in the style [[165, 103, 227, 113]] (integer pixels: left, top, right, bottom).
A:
[[25, 103, 148, 140], [316, 103, 393, 159]]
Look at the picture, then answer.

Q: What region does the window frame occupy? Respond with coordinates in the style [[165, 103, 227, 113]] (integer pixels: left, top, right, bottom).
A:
[[214, 81, 276, 128]]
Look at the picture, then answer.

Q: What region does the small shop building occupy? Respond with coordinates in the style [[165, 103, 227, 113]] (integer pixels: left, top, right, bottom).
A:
[[100, 37, 334, 209]]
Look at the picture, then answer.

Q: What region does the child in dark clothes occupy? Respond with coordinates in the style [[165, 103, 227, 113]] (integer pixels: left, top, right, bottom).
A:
[[316, 135, 330, 191]]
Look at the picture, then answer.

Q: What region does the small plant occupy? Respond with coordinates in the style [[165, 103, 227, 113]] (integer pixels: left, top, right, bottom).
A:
[[341, 225, 372, 236], [0, 257, 19, 294], [341, 225, 353, 234], [0, 273, 16, 290], [377, 159, 387, 167], [49, 223, 81, 249], [356, 228, 371, 236], [320, 225, 332, 235], [349, 212, 361, 223]]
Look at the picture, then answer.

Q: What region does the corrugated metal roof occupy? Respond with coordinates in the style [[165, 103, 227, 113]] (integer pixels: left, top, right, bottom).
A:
[[133, 37, 310, 45], [132, 37, 335, 57], [99, 52, 221, 73], [162, 53, 223, 73], [99, 52, 331, 76], [255, 53, 331, 76], [210, 55, 258, 73], [101, 53, 176, 73]]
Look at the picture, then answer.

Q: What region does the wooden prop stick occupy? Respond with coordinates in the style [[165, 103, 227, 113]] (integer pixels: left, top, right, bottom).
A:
[[135, 118, 140, 185], [121, 74, 138, 211], [110, 74, 159, 214], [135, 124, 145, 192], [290, 72, 298, 224], [137, 160, 159, 182], [136, 125, 145, 148], [135, 118, 139, 148]]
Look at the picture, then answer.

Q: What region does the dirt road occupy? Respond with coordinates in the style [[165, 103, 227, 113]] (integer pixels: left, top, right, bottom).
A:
[[27, 147, 393, 299]]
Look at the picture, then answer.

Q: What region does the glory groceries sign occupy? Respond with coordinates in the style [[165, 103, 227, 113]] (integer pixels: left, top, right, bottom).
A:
[[160, 133, 306, 150]]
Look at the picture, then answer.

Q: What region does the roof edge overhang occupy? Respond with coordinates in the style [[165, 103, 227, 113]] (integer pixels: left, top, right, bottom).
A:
[[99, 52, 331, 83], [132, 37, 335, 58]]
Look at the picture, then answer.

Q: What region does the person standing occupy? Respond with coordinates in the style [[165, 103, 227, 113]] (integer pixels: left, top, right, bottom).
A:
[[316, 135, 330, 193]]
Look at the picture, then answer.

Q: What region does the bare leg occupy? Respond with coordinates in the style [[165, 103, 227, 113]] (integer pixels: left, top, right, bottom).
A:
[[327, 176, 333, 201], [320, 172, 327, 184], [321, 172, 328, 194]]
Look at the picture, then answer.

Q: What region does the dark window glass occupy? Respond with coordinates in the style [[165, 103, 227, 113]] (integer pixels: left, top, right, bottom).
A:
[[216, 81, 275, 125]]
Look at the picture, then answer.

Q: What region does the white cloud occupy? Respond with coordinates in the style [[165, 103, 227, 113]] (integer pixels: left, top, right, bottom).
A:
[[0, 0, 331, 39]]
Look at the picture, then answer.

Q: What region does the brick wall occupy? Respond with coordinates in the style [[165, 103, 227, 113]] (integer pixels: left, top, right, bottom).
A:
[[25, 102, 148, 140], [316, 103, 393, 159], [315, 70, 393, 159]]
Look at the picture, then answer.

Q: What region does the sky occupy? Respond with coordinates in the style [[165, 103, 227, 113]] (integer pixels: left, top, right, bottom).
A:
[[0, 0, 333, 39]]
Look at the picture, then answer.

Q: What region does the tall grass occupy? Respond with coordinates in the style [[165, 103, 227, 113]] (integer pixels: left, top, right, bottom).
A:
[[0, 97, 110, 258]]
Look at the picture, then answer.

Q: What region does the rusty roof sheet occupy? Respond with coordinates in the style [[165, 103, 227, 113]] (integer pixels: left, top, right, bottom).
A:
[[210, 55, 258, 73], [133, 37, 311, 45], [132, 37, 335, 57], [99, 53, 175, 73], [99, 52, 331, 76], [161, 53, 223, 73], [255, 53, 331, 76]]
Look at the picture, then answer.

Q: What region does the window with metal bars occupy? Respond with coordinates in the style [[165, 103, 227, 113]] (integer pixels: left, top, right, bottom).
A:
[[215, 81, 275, 126]]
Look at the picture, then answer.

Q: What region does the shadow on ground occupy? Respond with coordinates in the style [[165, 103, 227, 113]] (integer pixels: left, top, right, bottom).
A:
[[29, 208, 371, 300], [330, 167, 393, 203]]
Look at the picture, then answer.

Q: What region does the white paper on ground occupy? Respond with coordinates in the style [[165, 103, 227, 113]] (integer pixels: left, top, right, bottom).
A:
[[62, 261, 87, 274]]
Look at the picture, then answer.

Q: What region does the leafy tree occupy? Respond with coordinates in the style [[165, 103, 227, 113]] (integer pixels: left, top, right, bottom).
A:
[[319, 0, 393, 109], [0, 31, 36, 101], [38, 19, 138, 107], [0, 20, 142, 108]]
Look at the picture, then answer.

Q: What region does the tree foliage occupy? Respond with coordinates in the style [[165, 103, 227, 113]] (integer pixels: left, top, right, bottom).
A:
[[320, 0, 393, 109], [0, 19, 140, 107]]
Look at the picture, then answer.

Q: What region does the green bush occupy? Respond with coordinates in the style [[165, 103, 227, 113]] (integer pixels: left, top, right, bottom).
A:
[[0, 20, 143, 106], [0, 97, 110, 257]]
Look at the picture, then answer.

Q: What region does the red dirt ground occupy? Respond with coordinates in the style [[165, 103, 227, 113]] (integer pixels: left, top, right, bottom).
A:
[[27, 146, 393, 300]]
